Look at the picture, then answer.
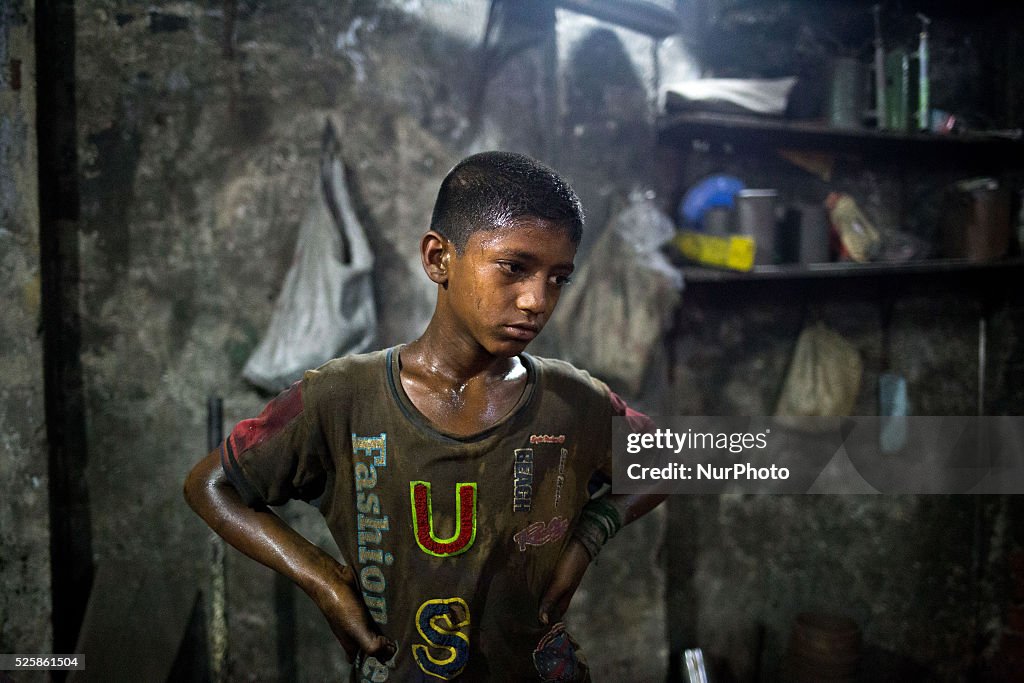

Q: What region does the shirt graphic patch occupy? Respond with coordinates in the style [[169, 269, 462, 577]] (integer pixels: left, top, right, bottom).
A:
[[534, 622, 587, 682], [359, 648, 397, 683], [530, 434, 566, 444], [411, 597, 471, 680], [554, 447, 568, 509], [354, 432, 387, 466], [410, 481, 478, 557], [353, 433, 391, 627], [513, 448, 533, 512], [513, 516, 570, 552]]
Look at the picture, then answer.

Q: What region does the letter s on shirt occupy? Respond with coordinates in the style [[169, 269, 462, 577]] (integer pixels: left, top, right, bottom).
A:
[[411, 597, 471, 680]]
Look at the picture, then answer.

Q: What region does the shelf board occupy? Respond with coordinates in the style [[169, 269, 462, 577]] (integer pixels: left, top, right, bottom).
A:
[[657, 112, 1024, 164], [556, 0, 681, 39], [681, 258, 1024, 284]]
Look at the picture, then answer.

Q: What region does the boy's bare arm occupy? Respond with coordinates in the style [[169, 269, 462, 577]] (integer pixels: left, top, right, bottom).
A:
[[539, 492, 666, 625], [183, 450, 395, 661]]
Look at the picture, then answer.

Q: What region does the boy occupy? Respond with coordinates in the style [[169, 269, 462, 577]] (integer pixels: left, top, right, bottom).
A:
[[184, 151, 665, 681]]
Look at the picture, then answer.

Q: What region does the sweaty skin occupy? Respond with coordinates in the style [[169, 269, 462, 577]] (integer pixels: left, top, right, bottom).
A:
[[184, 218, 665, 664], [184, 449, 397, 662], [400, 219, 576, 437]]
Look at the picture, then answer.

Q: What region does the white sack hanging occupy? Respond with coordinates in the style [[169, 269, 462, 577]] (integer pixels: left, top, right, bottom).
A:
[[242, 122, 377, 392]]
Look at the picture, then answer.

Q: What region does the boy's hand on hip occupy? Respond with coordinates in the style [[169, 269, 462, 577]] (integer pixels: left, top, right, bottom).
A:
[[183, 450, 397, 665], [316, 562, 397, 664], [538, 538, 591, 626]]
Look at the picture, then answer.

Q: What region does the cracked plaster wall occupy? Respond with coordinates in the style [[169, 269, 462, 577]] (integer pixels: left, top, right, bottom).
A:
[[0, 0, 51, 660]]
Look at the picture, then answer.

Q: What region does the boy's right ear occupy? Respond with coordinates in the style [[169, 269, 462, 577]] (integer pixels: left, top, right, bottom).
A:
[[420, 230, 451, 286]]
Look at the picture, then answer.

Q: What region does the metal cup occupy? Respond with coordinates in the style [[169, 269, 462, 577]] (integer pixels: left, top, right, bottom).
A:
[[736, 189, 779, 265]]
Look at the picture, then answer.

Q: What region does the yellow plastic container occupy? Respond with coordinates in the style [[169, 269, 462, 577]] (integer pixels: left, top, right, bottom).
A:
[[672, 230, 756, 271]]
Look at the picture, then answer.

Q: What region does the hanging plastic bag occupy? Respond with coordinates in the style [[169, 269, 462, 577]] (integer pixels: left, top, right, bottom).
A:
[[242, 121, 377, 392], [546, 192, 683, 396]]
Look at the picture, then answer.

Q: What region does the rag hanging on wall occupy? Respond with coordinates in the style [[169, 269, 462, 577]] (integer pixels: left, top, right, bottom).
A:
[[242, 119, 377, 392], [544, 193, 683, 397]]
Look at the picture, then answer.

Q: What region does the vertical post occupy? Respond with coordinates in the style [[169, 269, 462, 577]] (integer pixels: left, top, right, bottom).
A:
[[274, 574, 298, 681], [978, 316, 986, 417], [872, 5, 887, 130], [666, 496, 701, 680], [36, 0, 95, 666], [917, 14, 931, 131], [207, 397, 229, 682]]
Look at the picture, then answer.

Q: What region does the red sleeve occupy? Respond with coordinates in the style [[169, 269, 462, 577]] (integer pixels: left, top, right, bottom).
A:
[[591, 390, 654, 483], [608, 390, 655, 433], [220, 380, 326, 507]]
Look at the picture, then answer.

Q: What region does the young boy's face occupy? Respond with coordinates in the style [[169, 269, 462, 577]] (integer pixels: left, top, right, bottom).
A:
[[444, 217, 576, 358]]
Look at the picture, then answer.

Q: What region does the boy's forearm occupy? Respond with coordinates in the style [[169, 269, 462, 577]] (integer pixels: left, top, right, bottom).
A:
[[183, 450, 345, 601], [571, 492, 666, 561], [184, 450, 390, 658], [604, 492, 666, 527], [545, 493, 667, 621]]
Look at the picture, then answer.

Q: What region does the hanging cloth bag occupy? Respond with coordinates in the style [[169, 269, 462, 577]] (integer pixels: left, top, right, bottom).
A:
[[242, 122, 377, 392]]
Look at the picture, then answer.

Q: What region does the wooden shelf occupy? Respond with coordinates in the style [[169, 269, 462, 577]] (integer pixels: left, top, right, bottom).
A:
[[680, 257, 1024, 284], [657, 112, 1024, 165], [657, 112, 1024, 293]]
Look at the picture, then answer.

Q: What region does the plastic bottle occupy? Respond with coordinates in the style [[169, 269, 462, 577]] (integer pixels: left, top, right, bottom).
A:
[[825, 192, 881, 262]]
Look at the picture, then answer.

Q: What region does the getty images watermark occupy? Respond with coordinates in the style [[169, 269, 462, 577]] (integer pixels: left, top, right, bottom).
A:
[[612, 416, 1024, 494]]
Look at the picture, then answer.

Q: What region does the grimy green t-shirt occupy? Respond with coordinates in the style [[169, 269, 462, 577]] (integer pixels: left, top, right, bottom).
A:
[[221, 346, 628, 682]]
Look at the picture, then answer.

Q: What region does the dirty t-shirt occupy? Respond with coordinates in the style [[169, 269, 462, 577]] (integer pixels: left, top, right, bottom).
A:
[[221, 346, 637, 682]]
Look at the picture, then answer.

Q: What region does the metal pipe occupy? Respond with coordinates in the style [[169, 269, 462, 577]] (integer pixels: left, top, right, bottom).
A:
[[207, 396, 228, 682], [917, 13, 931, 131], [978, 317, 986, 417], [683, 648, 709, 683], [872, 5, 887, 129]]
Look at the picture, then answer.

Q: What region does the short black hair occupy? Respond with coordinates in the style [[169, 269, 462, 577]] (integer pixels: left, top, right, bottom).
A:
[[429, 151, 584, 253]]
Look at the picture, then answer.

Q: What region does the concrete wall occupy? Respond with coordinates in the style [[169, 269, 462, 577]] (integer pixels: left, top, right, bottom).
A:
[[0, 0, 52, 659], [667, 286, 1024, 680]]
